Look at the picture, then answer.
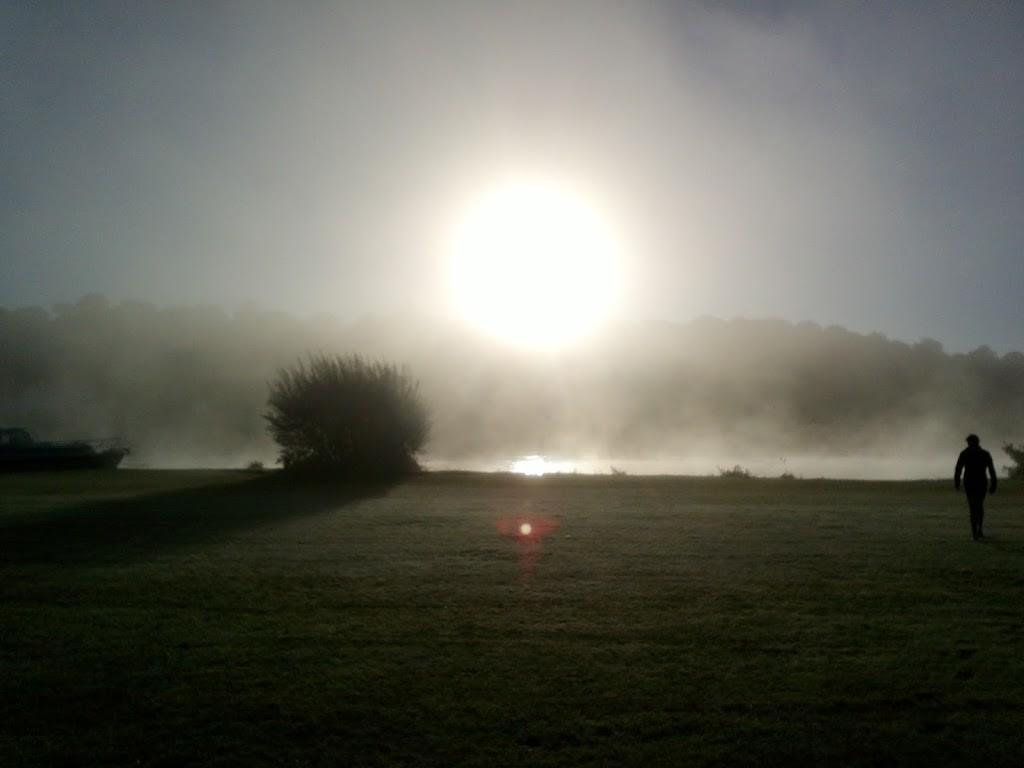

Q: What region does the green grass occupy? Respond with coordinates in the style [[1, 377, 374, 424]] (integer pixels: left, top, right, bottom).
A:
[[2, 470, 1023, 767]]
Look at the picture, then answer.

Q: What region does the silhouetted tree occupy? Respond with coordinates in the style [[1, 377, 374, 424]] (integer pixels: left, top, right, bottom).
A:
[[265, 354, 428, 478], [718, 464, 753, 479], [1003, 443, 1024, 479]]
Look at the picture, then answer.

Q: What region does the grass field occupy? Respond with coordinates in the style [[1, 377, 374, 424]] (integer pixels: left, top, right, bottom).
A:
[[2, 470, 1022, 767]]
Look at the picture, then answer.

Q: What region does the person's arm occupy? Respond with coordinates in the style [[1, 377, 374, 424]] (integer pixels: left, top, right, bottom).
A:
[[954, 452, 964, 491], [988, 452, 998, 494]]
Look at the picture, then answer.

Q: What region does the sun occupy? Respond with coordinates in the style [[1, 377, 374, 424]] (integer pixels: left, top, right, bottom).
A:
[[449, 178, 620, 349]]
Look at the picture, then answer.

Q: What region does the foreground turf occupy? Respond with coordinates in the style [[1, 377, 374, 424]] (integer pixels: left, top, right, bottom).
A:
[[1, 470, 1022, 767]]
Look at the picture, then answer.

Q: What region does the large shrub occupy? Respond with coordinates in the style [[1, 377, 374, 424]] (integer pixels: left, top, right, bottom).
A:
[[1004, 443, 1024, 479], [265, 354, 428, 478]]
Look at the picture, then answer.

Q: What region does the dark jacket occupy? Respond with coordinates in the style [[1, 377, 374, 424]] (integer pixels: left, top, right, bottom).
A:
[[955, 446, 997, 495]]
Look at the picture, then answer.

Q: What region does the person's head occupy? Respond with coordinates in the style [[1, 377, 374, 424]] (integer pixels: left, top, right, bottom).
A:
[[966, 433, 981, 447]]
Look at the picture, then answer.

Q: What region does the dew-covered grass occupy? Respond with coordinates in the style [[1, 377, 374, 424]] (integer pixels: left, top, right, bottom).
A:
[[2, 470, 1022, 766]]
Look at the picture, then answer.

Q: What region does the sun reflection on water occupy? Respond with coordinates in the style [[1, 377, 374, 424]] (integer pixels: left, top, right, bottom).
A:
[[509, 455, 574, 476]]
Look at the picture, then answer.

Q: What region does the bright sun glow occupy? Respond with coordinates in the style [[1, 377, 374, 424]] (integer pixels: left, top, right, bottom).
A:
[[450, 178, 620, 348], [519, 522, 533, 535]]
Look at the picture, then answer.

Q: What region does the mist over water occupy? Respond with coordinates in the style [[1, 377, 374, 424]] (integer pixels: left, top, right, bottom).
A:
[[2, 297, 1021, 479], [427, 455, 953, 481]]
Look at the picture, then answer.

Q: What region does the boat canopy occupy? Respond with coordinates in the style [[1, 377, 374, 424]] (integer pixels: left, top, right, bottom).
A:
[[0, 428, 34, 448]]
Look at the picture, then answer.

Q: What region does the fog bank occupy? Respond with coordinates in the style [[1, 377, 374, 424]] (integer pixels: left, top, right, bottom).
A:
[[2, 296, 1022, 478]]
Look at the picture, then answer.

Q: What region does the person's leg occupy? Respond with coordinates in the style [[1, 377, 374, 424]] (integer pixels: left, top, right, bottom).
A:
[[968, 494, 984, 540]]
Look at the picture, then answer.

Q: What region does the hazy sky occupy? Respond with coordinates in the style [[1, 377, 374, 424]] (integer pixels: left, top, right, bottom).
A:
[[3, 1, 1023, 352]]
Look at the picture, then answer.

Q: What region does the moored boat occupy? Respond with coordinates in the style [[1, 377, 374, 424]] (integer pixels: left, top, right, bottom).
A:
[[0, 428, 129, 471]]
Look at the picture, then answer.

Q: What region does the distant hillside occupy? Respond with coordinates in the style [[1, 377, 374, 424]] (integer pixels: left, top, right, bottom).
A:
[[2, 295, 1022, 468]]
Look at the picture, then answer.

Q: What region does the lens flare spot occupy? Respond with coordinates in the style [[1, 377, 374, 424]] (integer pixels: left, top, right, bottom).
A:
[[496, 516, 559, 539]]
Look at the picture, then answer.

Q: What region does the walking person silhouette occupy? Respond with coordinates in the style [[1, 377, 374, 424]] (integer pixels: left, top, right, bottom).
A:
[[954, 434, 998, 540]]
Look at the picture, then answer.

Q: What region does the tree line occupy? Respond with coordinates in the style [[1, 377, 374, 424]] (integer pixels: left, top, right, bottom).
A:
[[2, 295, 1023, 469]]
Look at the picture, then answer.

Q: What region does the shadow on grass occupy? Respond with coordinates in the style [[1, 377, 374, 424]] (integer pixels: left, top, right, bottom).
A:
[[0, 474, 390, 567]]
